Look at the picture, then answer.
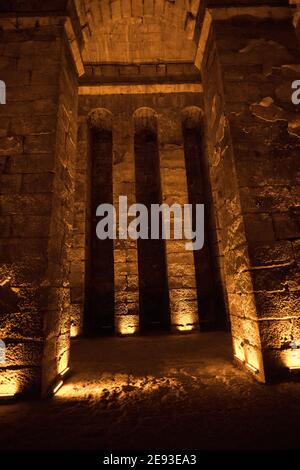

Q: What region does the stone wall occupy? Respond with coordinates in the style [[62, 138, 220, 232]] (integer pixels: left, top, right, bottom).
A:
[[75, 0, 200, 63], [0, 17, 78, 396], [69, 115, 89, 337], [1, 1, 299, 397], [200, 18, 266, 380], [71, 90, 225, 335], [218, 13, 300, 379], [200, 6, 300, 380]]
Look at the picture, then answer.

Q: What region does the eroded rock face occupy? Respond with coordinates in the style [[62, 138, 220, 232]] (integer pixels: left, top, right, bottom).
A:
[[0, 17, 78, 397], [0, 1, 300, 398], [209, 12, 300, 380]]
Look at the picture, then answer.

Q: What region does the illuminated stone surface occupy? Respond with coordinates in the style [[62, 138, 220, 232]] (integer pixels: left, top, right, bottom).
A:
[[0, 334, 300, 449], [0, 0, 299, 398]]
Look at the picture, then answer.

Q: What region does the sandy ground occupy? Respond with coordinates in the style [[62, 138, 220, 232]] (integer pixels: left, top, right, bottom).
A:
[[0, 332, 300, 450]]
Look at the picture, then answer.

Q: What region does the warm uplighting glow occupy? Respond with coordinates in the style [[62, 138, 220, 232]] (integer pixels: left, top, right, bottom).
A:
[[60, 367, 70, 378], [246, 362, 259, 374], [51, 366, 70, 396], [233, 339, 261, 377], [55, 373, 179, 400], [116, 316, 139, 336], [57, 353, 70, 377], [0, 379, 19, 399], [233, 338, 246, 363], [282, 348, 300, 371], [70, 323, 80, 338], [172, 308, 198, 334], [245, 345, 261, 372], [289, 366, 300, 372], [0, 369, 20, 398], [177, 325, 195, 332], [0, 391, 16, 399], [0, 276, 11, 287], [119, 325, 137, 335], [53, 380, 64, 395]]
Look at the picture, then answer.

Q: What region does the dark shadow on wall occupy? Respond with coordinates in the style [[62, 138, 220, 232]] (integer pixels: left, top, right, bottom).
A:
[[84, 127, 115, 336], [182, 114, 227, 331], [134, 124, 170, 332]]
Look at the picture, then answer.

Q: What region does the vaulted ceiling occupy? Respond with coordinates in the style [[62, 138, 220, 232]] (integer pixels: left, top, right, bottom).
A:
[[75, 0, 202, 63]]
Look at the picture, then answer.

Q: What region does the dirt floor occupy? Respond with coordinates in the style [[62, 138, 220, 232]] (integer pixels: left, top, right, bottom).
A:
[[0, 332, 300, 451]]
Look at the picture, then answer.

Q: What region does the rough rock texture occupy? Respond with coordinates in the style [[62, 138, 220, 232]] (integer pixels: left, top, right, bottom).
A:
[[1, 333, 300, 450], [200, 20, 266, 380], [72, 91, 219, 335], [0, 18, 78, 396], [74, 0, 201, 63], [201, 10, 300, 380], [1, 0, 300, 398]]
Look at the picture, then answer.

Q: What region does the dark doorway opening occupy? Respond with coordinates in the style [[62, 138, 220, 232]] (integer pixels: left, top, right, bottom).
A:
[[182, 115, 227, 330], [84, 126, 115, 335], [134, 125, 170, 332]]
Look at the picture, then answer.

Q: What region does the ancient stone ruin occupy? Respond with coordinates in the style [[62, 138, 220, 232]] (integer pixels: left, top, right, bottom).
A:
[[0, 0, 299, 399]]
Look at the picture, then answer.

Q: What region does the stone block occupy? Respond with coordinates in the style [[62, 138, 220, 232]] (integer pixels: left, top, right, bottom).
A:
[[24, 133, 56, 154], [10, 116, 57, 135], [293, 240, 300, 266], [248, 240, 294, 267], [0, 215, 11, 237], [230, 314, 261, 348], [140, 64, 157, 76], [243, 213, 275, 243], [4, 341, 42, 367], [255, 291, 300, 319], [273, 211, 300, 240], [6, 153, 55, 174], [259, 318, 293, 350], [11, 215, 50, 237], [0, 136, 23, 156], [0, 367, 41, 396], [0, 174, 22, 194], [120, 65, 139, 76], [227, 292, 257, 319], [239, 186, 293, 214], [0, 194, 53, 215], [251, 265, 291, 292], [22, 173, 54, 193], [0, 310, 42, 339]]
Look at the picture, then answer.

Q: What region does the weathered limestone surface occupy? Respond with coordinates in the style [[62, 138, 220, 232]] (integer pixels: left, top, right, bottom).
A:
[[0, 18, 78, 396], [113, 112, 140, 335], [201, 8, 300, 379], [157, 111, 199, 331], [1, 0, 300, 397], [69, 117, 88, 337], [74, 0, 201, 63], [75, 92, 203, 334], [200, 24, 265, 380]]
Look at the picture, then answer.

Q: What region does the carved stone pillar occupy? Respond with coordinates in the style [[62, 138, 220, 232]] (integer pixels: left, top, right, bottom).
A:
[[157, 111, 199, 332], [112, 113, 140, 335]]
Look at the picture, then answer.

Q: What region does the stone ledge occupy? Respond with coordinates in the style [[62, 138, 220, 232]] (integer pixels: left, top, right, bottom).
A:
[[80, 62, 200, 85]]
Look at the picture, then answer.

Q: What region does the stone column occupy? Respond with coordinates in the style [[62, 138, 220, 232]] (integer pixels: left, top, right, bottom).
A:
[[69, 117, 89, 338], [0, 15, 80, 397], [157, 111, 199, 332], [112, 112, 140, 335]]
